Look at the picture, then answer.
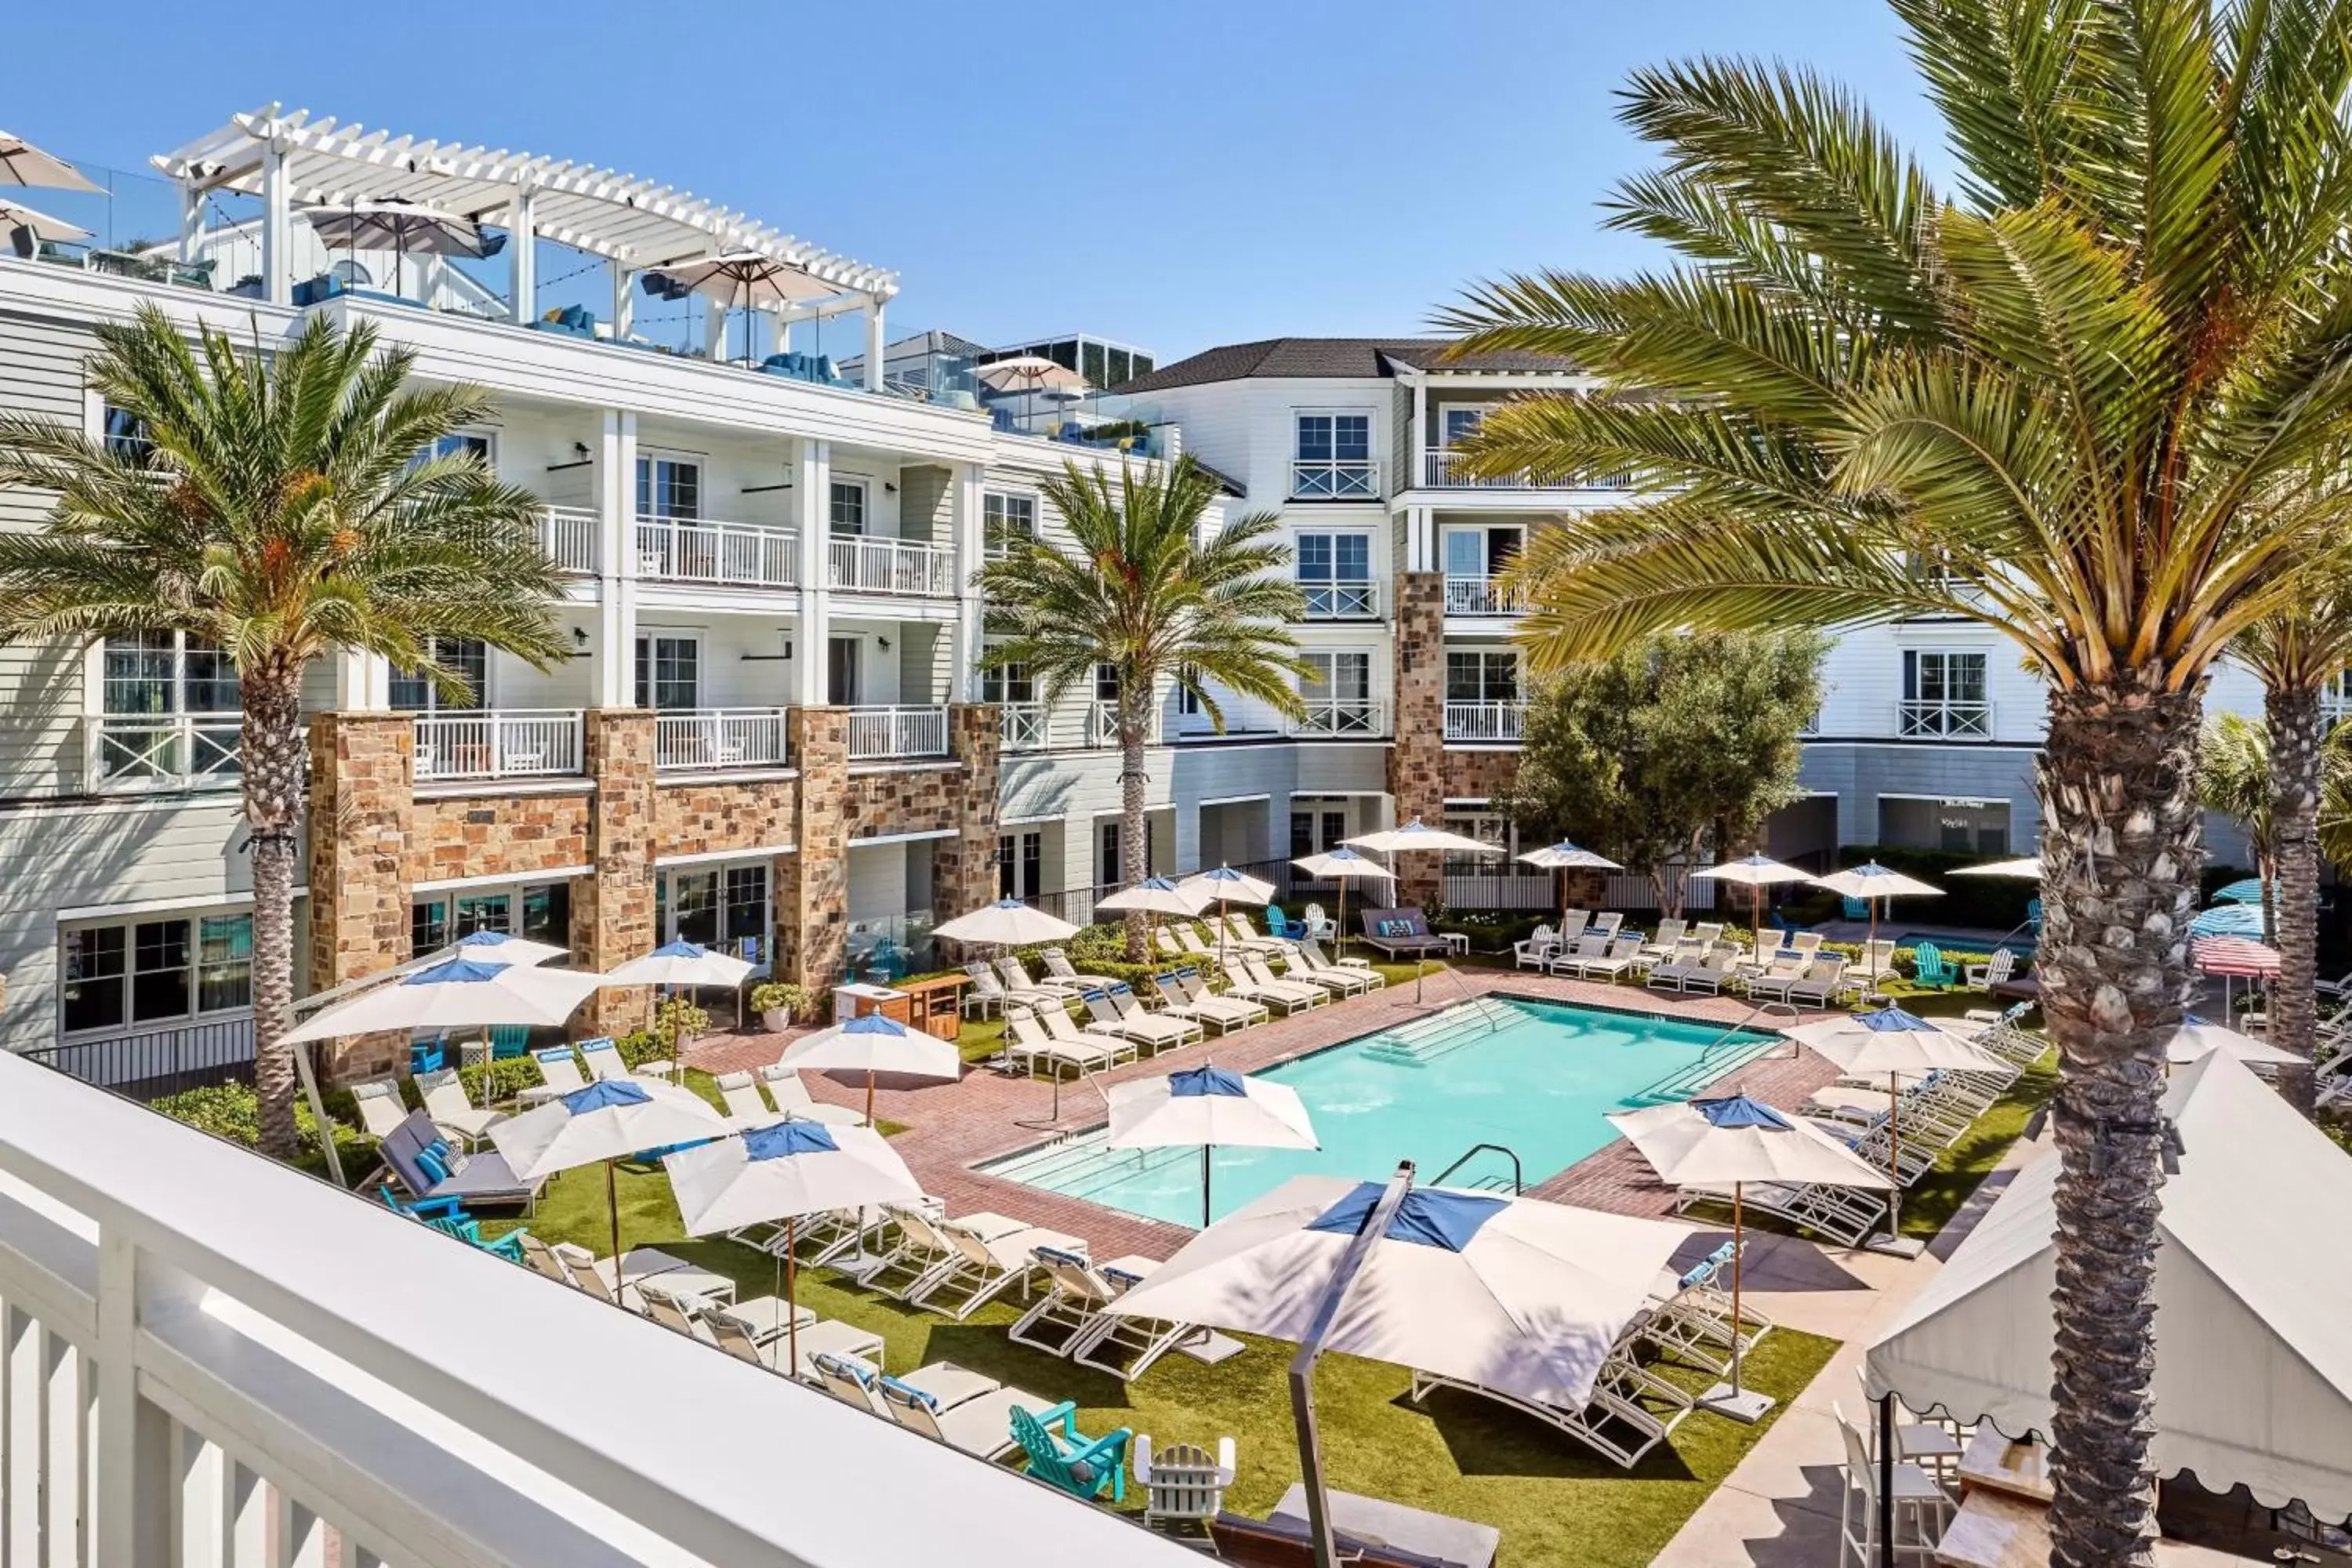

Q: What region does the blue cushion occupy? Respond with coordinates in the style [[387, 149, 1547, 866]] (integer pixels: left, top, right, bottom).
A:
[[416, 1146, 449, 1184]]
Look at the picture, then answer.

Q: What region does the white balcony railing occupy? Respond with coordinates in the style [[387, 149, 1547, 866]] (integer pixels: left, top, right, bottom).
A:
[[0, 1054, 1167, 1568], [655, 709, 789, 771], [1290, 459, 1377, 499], [826, 534, 957, 597], [89, 712, 242, 791], [1299, 579, 1381, 619], [1897, 699, 1993, 739], [1445, 700, 1526, 742], [635, 514, 798, 590], [1293, 699, 1385, 737], [999, 702, 1048, 753], [846, 705, 950, 760], [1443, 575, 1526, 615], [539, 505, 599, 572], [1422, 450, 1635, 490], [413, 710, 585, 781]]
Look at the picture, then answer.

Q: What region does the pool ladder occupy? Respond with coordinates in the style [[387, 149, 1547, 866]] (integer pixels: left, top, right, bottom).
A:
[[1359, 996, 1517, 1069], [1625, 1000, 1801, 1105], [1432, 1141, 1525, 1194]]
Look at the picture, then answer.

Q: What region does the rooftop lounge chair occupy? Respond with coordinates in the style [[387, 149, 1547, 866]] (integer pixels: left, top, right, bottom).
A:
[[1136, 1436, 1237, 1535], [1406, 1332, 1693, 1471], [1155, 969, 1265, 1033], [1010, 1402, 1131, 1503], [1513, 923, 1559, 971], [517, 1046, 586, 1107], [578, 1036, 629, 1082], [1091, 983, 1205, 1050], [753, 1062, 863, 1125], [350, 1077, 408, 1140], [1041, 947, 1113, 989], [414, 1068, 505, 1150], [907, 1214, 1087, 1320]]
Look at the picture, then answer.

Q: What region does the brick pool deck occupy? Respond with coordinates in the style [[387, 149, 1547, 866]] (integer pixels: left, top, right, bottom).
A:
[[685, 966, 1848, 1265]]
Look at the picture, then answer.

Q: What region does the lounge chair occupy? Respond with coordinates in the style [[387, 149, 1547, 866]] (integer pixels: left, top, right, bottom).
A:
[[1136, 1436, 1238, 1534], [1175, 924, 1231, 964], [517, 1046, 587, 1107], [1229, 956, 1328, 1012], [1300, 938, 1382, 984], [999, 955, 1083, 1002], [1208, 1508, 1480, 1568], [965, 961, 1062, 1014], [1091, 983, 1206, 1049], [1406, 1337, 1693, 1471], [1690, 922, 1726, 946], [1635, 1239, 1772, 1377], [1003, 1005, 1118, 1078], [1637, 918, 1688, 960], [1155, 969, 1265, 1033], [1573, 935, 1645, 982], [379, 1110, 544, 1212], [907, 1213, 1087, 1319], [1011, 1403, 1132, 1503], [350, 1077, 408, 1139], [414, 1068, 505, 1150], [1222, 913, 1294, 955], [710, 1312, 883, 1377], [1359, 906, 1449, 963], [880, 1370, 1062, 1462], [1272, 949, 1374, 997], [715, 1070, 786, 1128], [1036, 1000, 1141, 1065], [1651, 943, 1738, 994], [1513, 923, 1559, 970], [1154, 926, 1190, 962], [1041, 946, 1114, 989], [754, 1062, 864, 1125], [1784, 955, 1851, 1008], [578, 1036, 629, 1082], [1548, 935, 1610, 977], [864, 1204, 1029, 1298], [1588, 912, 1625, 942]]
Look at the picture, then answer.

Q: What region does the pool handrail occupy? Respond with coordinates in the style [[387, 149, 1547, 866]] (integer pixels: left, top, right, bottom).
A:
[[1432, 1141, 1525, 1194]]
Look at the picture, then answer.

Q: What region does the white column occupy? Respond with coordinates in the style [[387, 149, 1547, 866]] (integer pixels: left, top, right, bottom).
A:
[[612, 267, 636, 339], [335, 651, 390, 710], [863, 299, 886, 391], [596, 410, 640, 707], [1409, 376, 1428, 492], [950, 462, 986, 700], [703, 300, 728, 361], [176, 182, 204, 266], [260, 141, 291, 307], [93, 1231, 172, 1567], [506, 187, 538, 325], [793, 437, 830, 706]]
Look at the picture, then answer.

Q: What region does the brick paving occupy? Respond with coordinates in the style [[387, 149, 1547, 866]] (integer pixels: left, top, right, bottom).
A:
[[684, 965, 1846, 1263]]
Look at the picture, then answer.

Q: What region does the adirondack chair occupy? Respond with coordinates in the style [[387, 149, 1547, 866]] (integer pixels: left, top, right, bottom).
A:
[[1965, 948, 2019, 991], [1264, 904, 1306, 941], [1842, 895, 1870, 920], [1909, 941, 1957, 990], [1011, 1402, 1131, 1503], [2026, 898, 2044, 936]]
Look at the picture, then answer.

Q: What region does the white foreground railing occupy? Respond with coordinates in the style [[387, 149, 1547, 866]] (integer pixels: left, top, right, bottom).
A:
[[999, 702, 1047, 753], [1293, 700, 1385, 737], [635, 515, 798, 590], [89, 713, 242, 791], [655, 709, 789, 771], [845, 705, 950, 760], [412, 710, 585, 781], [1443, 575, 1526, 616], [0, 1053, 1183, 1567], [826, 535, 956, 596], [1897, 699, 1993, 739], [538, 506, 599, 572], [1421, 450, 1635, 489], [1444, 700, 1526, 742]]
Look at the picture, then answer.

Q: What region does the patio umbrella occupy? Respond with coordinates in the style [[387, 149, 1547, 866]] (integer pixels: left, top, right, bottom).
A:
[[444, 928, 567, 968], [1515, 840, 1623, 931], [977, 354, 1089, 426], [1106, 1065, 1319, 1227], [931, 897, 1080, 947], [1949, 856, 2044, 880], [2190, 902, 2268, 938], [1096, 875, 1210, 965], [1786, 1005, 2003, 1233], [305, 198, 505, 302], [1608, 1092, 1895, 1417], [278, 955, 599, 1045], [1178, 866, 1276, 968], [604, 938, 755, 990], [2168, 1014, 2301, 1069], [1347, 818, 1500, 998], [2211, 877, 2267, 905], [775, 1011, 959, 1127], [0, 132, 100, 192], [1809, 862, 1943, 992], [666, 1120, 920, 1374], [1102, 1174, 1694, 1410], [2193, 933, 2282, 1019], [492, 1079, 727, 1270], [1290, 847, 1396, 963], [1690, 853, 1813, 955], [642, 251, 838, 365], [0, 198, 90, 246]]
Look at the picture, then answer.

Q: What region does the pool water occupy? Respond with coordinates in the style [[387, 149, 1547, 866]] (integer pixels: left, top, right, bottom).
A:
[[980, 996, 1780, 1227]]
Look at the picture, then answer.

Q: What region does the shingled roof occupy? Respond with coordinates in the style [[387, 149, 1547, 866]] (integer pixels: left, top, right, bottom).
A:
[[1110, 336, 1578, 393]]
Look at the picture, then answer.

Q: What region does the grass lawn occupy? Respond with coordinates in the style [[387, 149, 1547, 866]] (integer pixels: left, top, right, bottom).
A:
[[488, 1159, 1836, 1566]]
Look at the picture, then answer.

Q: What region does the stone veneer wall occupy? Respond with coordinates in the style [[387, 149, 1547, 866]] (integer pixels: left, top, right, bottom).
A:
[[575, 710, 657, 1036], [405, 791, 592, 886], [931, 704, 1003, 958], [1387, 570, 1449, 902], [306, 713, 416, 1082], [781, 708, 851, 990], [1443, 749, 1520, 805], [655, 777, 799, 859], [844, 766, 963, 838]]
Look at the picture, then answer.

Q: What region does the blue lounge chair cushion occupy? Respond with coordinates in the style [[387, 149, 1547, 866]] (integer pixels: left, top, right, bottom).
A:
[[880, 1375, 938, 1410], [415, 1142, 451, 1184]]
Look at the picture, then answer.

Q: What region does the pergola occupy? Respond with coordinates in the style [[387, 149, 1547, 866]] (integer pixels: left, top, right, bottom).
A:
[[151, 104, 896, 382]]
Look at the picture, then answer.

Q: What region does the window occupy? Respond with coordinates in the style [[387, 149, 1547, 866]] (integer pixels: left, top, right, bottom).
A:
[[1081, 341, 1108, 387], [1879, 797, 2010, 855], [1290, 803, 1350, 858], [103, 632, 236, 717], [636, 455, 700, 521], [1441, 812, 1512, 875], [1176, 668, 1202, 717], [419, 432, 493, 468], [1105, 347, 1134, 387], [1293, 412, 1374, 497], [633, 633, 699, 711], [1097, 821, 1123, 890], [1094, 663, 1121, 702], [983, 492, 1037, 557], [829, 478, 867, 535], [724, 865, 769, 944], [96, 633, 240, 787], [1446, 650, 1520, 703], [101, 404, 154, 463], [670, 871, 720, 946], [62, 911, 254, 1034], [998, 831, 1043, 899], [1295, 530, 1375, 616], [827, 637, 861, 706], [390, 637, 488, 713], [1299, 652, 1375, 734], [410, 885, 564, 958], [1440, 407, 1485, 447], [980, 661, 1035, 704], [1900, 650, 1990, 737]]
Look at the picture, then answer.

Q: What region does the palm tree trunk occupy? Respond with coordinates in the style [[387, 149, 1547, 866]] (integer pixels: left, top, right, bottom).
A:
[[2266, 683, 2322, 1116], [242, 663, 307, 1161], [2038, 680, 2197, 1568], [1119, 690, 1151, 962]]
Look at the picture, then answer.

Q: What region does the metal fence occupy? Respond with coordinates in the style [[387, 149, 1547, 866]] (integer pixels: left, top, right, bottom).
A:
[[24, 1015, 256, 1101]]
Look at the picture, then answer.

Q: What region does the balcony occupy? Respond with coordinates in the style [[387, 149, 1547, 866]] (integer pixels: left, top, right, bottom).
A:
[[539, 505, 599, 573], [1299, 580, 1381, 619], [1290, 459, 1377, 500], [635, 515, 798, 590], [1443, 576, 1526, 616], [655, 709, 790, 771], [1445, 700, 1526, 742], [1000, 702, 1048, 753], [1897, 700, 1993, 739], [413, 710, 586, 782], [1421, 450, 1635, 490], [1293, 699, 1385, 738], [846, 705, 950, 760], [827, 535, 957, 597], [89, 713, 242, 792]]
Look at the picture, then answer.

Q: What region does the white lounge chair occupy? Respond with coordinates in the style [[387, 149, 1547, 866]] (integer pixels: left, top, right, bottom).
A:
[[880, 1370, 1061, 1461], [715, 1069, 787, 1129], [1091, 983, 1206, 1049], [1548, 935, 1610, 977], [966, 961, 1062, 1014], [753, 1062, 865, 1125], [865, 1205, 1028, 1298], [1513, 923, 1559, 970], [1573, 935, 1646, 982], [1004, 1006, 1119, 1078], [414, 1067, 505, 1150], [1156, 969, 1265, 1032], [578, 1036, 630, 1082], [1407, 1338, 1693, 1471], [350, 1077, 408, 1138], [1300, 938, 1382, 982], [517, 1046, 587, 1107], [1744, 955, 1812, 1002], [1274, 949, 1374, 997], [907, 1214, 1087, 1319], [1784, 955, 1852, 1008], [1036, 1001, 1141, 1065], [1233, 955, 1328, 1011], [1042, 947, 1114, 989], [1009, 1247, 1198, 1384], [1677, 1178, 1891, 1249], [1135, 1436, 1237, 1532], [1637, 919, 1687, 960], [999, 955, 1083, 1002], [1221, 913, 1294, 955]]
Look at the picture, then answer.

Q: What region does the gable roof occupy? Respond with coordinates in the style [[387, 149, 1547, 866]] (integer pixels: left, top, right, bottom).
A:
[[1112, 336, 1579, 394]]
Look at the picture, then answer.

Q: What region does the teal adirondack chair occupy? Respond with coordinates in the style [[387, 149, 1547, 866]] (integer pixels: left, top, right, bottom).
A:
[[1909, 941, 1956, 990], [1010, 1403, 1131, 1503]]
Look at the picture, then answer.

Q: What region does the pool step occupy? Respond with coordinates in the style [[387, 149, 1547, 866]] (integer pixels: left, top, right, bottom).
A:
[[1625, 1036, 1780, 1105], [1360, 997, 1520, 1068]]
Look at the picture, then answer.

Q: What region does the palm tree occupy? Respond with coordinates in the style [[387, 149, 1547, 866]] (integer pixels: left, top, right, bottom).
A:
[[2229, 601, 2352, 1112], [2198, 711, 2280, 933], [975, 457, 1310, 959], [0, 306, 568, 1159], [1436, 8, 2352, 1562]]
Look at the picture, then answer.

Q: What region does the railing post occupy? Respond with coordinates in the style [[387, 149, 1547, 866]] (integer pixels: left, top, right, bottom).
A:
[[95, 1229, 172, 1567]]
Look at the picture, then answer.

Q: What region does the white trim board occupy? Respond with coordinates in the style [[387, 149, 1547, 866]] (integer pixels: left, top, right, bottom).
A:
[[655, 844, 797, 867], [412, 864, 593, 894], [1198, 793, 1271, 808], [58, 890, 307, 922], [848, 828, 956, 848]]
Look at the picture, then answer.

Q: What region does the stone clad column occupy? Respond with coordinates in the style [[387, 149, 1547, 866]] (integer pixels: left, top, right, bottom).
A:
[[934, 703, 1004, 958], [779, 706, 850, 989], [577, 709, 657, 1036], [1387, 570, 1448, 906], [306, 712, 416, 1083]]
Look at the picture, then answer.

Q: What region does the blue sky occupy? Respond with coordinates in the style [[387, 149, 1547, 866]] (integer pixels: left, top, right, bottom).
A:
[[1, 1, 1944, 362]]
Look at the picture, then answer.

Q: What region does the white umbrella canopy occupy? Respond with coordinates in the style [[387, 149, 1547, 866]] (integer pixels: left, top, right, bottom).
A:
[[1290, 848, 1397, 958], [1178, 866, 1278, 907], [305, 198, 502, 258], [1095, 876, 1211, 917], [931, 898, 1080, 946], [643, 249, 839, 308], [0, 133, 99, 192], [1515, 840, 1622, 871], [1104, 1176, 1694, 1410], [776, 1012, 960, 1125], [667, 1120, 921, 1237], [602, 939, 755, 990], [279, 956, 599, 1045], [492, 1077, 728, 1269], [2168, 1014, 2302, 1067], [976, 355, 1088, 396], [1950, 856, 2044, 880], [1692, 852, 1816, 951], [0, 198, 90, 244], [1345, 817, 1501, 857], [1811, 862, 1944, 902], [1108, 1065, 1319, 1227], [444, 928, 568, 968], [1786, 1004, 2004, 1078]]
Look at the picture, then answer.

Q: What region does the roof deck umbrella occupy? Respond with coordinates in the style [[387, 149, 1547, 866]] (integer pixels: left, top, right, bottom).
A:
[[1289, 847, 1396, 965], [1807, 862, 1944, 995], [642, 250, 839, 365], [304, 198, 505, 304], [1786, 1006, 2004, 1244], [1345, 819, 1497, 1000], [1689, 853, 1813, 958], [666, 1120, 921, 1375], [492, 1079, 727, 1287], [1515, 840, 1623, 934], [1107, 1065, 1319, 1228], [1178, 866, 1276, 971], [0, 198, 90, 252], [977, 354, 1088, 427], [604, 940, 757, 1066], [1609, 1093, 1896, 1419], [776, 1011, 959, 1127], [0, 133, 100, 192]]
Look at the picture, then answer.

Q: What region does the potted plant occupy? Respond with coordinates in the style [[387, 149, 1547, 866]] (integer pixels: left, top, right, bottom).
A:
[[750, 982, 812, 1033]]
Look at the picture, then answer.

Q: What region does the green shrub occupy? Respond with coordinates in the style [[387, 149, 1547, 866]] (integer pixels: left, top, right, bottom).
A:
[[151, 1080, 372, 1174], [1432, 911, 1548, 952], [750, 982, 813, 1022], [652, 996, 710, 1051]]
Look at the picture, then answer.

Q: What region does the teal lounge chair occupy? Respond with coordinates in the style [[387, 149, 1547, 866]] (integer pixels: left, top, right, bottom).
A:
[[1009, 1402, 1131, 1503], [1910, 941, 1955, 990]]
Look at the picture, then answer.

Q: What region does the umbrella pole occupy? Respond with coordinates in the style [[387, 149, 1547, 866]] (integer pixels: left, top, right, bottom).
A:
[[1730, 1182, 1744, 1399], [1754, 883, 1765, 957], [605, 1158, 622, 1276], [1201, 1144, 1212, 1230], [866, 1068, 877, 1129], [785, 1216, 800, 1377], [1888, 1071, 1903, 1236]]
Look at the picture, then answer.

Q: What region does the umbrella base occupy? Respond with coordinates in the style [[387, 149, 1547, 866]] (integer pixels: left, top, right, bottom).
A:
[[1864, 1233, 1926, 1258], [1698, 1385, 1776, 1423], [1174, 1329, 1248, 1366]]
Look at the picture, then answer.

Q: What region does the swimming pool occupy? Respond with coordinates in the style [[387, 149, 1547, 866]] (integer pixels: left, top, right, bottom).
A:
[[980, 996, 1781, 1226]]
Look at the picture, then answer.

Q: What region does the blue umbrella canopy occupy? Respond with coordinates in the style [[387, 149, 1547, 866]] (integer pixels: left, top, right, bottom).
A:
[[2211, 878, 2267, 906], [2190, 903, 2269, 938]]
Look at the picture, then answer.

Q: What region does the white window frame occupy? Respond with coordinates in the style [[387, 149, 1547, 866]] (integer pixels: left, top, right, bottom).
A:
[[1291, 408, 1377, 499], [1298, 649, 1378, 735], [1294, 528, 1377, 617], [1439, 406, 1486, 448], [829, 476, 870, 536], [634, 629, 704, 712], [983, 491, 1038, 559], [635, 450, 702, 521], [1900, 648, 1991, 738], [390, 637, 492, 715], [59, 903, 257, 1040]]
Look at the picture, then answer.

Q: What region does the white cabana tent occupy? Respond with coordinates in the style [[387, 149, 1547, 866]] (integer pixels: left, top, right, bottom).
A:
[[1865, 1049, 2352, 1519]]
